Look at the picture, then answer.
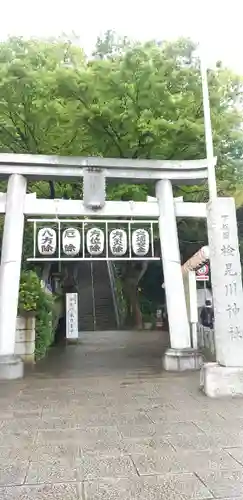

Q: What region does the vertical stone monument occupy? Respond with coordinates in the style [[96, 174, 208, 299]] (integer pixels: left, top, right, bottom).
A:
[[201, 197, 243, 396]]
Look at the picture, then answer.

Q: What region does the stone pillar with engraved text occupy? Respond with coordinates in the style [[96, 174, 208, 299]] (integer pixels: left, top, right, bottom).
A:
[[202, 197, 243, 397]]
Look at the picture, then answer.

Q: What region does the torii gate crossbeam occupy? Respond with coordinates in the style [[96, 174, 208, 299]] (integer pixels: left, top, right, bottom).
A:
[[0, 153, 212, 379]]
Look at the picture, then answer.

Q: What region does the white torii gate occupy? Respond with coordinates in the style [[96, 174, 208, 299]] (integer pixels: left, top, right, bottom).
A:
[[0, 153, 243, 400], [0, 154, 210, 378]]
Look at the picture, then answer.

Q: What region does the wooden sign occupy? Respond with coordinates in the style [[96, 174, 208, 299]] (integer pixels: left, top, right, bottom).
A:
[[66, 293, 78, 339]]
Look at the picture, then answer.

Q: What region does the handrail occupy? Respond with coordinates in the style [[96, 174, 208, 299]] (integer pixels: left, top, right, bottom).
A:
[[90, 262, 97, 331], [107, 261, 120, 328]]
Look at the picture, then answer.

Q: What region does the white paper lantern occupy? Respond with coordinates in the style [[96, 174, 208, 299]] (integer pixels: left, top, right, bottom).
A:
[[38, 227, 56, 256], [86, 227, 104, 256], [109, 229, 127, 256], [132, 229, 150, 256], [62, 228, 81, 256]]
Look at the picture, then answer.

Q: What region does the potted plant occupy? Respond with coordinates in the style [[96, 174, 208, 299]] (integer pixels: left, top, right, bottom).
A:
[[140, 296, 154, 330], [143, 312, 153, 330]]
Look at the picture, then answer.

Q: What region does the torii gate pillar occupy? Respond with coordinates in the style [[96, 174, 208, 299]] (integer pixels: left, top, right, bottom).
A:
[[0, 174, 26, 379], [156, 179, 202, 371]]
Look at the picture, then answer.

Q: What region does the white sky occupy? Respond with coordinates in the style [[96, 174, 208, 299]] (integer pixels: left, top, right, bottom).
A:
[[1, 0, 243, 72]]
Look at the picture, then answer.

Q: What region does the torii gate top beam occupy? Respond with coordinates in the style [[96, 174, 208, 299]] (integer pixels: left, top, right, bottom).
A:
[[0, 153, 216, 184]]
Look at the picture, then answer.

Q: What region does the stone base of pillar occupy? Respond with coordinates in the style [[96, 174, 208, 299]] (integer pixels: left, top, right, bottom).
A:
[[163, 348, 203, 372], [0, 355, 24, 380], [201, 362, 243, 398]]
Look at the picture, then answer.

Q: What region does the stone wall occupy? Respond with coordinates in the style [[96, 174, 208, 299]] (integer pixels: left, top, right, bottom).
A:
[[15, 316, 35, 363], [197, 324, 216, 362]]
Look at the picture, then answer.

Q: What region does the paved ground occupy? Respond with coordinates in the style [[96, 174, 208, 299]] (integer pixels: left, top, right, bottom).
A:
[[1, 330, 243, 499]]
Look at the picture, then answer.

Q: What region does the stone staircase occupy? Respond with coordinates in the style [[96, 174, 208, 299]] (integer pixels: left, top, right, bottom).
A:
[[77, 261, 117, 332]]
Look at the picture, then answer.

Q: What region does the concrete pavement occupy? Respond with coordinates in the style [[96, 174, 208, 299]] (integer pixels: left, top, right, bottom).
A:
[[0, 330, 243, 499]]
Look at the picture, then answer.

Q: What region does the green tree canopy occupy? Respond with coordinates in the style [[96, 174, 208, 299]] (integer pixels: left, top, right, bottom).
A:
[[0, 34, 242, 197], [0, 33, 243, 326]]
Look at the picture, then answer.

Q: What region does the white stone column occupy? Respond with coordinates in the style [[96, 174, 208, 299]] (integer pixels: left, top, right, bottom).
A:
[[156, 180, 202, 370], [201, 197, 243, 397], [0, 174, 26, 378], [156, 180, 190, 349], [184, 270, 198, 349]]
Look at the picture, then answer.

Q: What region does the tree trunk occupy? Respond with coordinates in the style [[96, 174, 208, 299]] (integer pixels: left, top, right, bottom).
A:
[[49, 181, 55, 199], [41, 262, 52, 283], [122, 261, 148, 329], [123, 279, 143, 329]]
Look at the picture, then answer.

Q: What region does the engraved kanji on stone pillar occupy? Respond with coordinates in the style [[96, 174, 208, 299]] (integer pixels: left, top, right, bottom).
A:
[[207, 197, 243, 367]]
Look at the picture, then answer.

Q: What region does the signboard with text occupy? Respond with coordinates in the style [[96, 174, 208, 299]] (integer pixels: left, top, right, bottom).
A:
[[27, 219, 160, 262], [66, 293, 78, 339], [196, 264, 209, 282], [207, 197, 243, 367]]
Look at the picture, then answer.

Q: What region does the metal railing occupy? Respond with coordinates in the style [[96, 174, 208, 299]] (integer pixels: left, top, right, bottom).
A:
[[107, 261, 120, 328], [197, 323, 216, 361]]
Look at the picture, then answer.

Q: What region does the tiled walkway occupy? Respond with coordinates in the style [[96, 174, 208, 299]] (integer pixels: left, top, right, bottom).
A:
[[1, 330, 243, 499]]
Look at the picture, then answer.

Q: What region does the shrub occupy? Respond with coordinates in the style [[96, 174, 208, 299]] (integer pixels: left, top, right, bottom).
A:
[[18, 270, 55, 360], [35, 290, 54, 360], [18, 270, 40, 313], [139, 295, 154, 323]]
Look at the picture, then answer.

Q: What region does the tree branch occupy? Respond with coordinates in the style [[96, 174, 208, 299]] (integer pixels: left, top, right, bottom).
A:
[[72, 90, 125, 157], [49, 181, 55, 199], [0, 126, 29, 152], [8, 111, 31, 151]]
